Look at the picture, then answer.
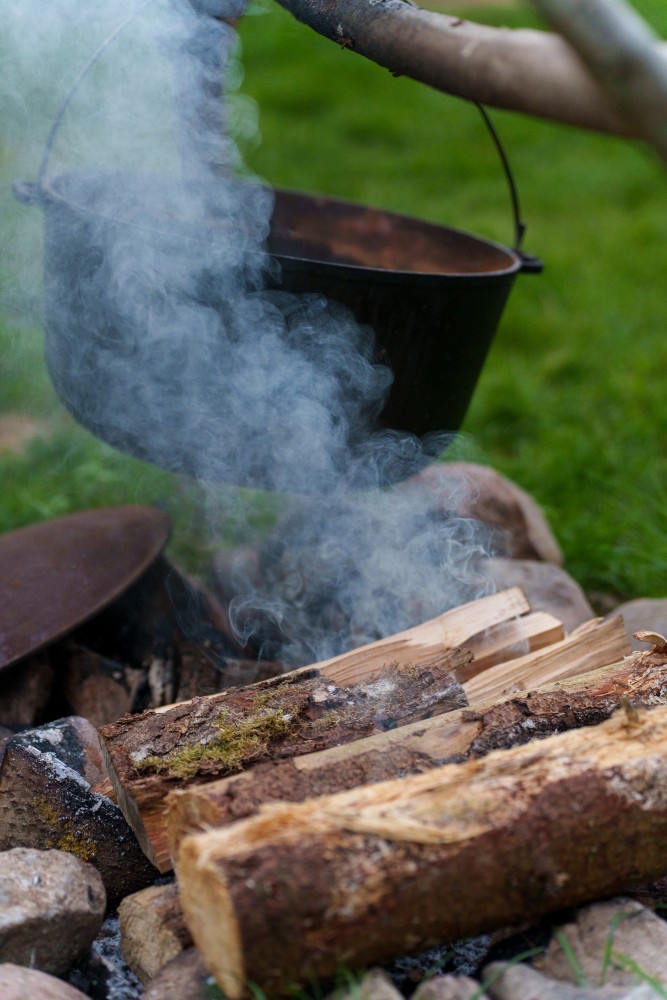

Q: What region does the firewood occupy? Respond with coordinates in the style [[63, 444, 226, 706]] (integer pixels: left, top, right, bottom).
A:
[[176, 700, 667, 998], [118, 882, 193, 983], [0, 651, 55, 727], [308, 587, 546, 685], [55, 640, 145, 727], [462, 616, 628, 703], [166, 617, 634, 848], [100, 650, 469, 871], [0, 717, 158, 905]]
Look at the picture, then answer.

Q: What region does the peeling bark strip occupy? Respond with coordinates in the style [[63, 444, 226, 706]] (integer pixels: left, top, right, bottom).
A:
[[269, 0, 667, 137], [167, 626, 645, 850], [100, 650, 469, 871], [177, 702, 667, 999]]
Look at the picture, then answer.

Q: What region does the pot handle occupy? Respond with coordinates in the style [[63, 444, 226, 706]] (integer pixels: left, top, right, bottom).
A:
[[476, 103, 543, 274]]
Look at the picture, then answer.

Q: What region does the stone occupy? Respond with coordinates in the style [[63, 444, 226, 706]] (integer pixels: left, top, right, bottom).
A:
[[142, 948, 211, 1000], [0, 847, 105, 976], [535, 898, 667, 988], [118, 882, 192, 983], [484, 558, 595, 632], [483, 961, 655, 998], [330, 969, 405, 1000], [404, 463, 563, 564], [610, 598, 667, 651], [0, 717, 159, 905], [0, 963, 92, 1000], [412, 973, 488, 999]]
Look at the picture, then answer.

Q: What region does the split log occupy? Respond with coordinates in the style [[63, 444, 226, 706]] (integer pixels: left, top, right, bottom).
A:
[[177, 701, 667, 998], [0, 717, 158, 905], [118, 882, 193, 983], [462, 614, 628, 703], [100, 650, 469, 871], [166, 616, 635, 846], [308, 587, 558, 685]]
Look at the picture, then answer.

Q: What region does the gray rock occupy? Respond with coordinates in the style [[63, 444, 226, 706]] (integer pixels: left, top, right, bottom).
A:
[[609, 598, 667, 651], [0, 963, 93, 1000], [535, 897, 667, 988], [412, 973, 487, 1000], [405, 463, 563, 564], [330, 968, 404, 1000], [0, 847, 105, 976], [483, 961, 655, 999], [484, 558, 595, 632], [142, 948, 211, 1000]]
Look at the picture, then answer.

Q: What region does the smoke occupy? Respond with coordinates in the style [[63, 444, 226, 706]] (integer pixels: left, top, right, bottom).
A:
[[2, 0, 500, 663]]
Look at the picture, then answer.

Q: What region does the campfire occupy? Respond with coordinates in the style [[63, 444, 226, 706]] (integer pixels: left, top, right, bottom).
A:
[[4, 0, 667, 996], [4, 485, 667, 999]]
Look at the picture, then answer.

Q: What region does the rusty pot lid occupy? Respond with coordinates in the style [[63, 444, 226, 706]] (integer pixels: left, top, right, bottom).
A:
[[0, 505, 170, 671]]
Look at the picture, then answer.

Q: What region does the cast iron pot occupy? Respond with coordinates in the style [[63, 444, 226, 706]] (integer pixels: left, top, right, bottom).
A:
[[15, 169, 537, 491]]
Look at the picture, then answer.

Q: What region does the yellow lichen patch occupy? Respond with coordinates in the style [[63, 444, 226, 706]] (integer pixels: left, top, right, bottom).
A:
[[37, 797, 98, 862]]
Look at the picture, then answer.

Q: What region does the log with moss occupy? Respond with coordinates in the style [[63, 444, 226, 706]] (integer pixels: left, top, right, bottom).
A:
[[99, 650, 469, 870], [167, 615, 633, 846], [177, 699, 667, 998]]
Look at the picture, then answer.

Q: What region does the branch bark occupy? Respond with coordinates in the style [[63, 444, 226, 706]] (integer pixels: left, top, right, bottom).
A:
[[531, 0, 667, 161], [177, 701, 667, 998], [269, 0, 667, 142], [166, 615, 632, 847]]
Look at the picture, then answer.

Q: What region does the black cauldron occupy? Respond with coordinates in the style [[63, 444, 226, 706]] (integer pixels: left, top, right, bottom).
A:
[[15, 167, 537, 491]]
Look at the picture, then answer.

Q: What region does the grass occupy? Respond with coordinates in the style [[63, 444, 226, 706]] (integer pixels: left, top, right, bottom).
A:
[[2, 0, 667, 597]]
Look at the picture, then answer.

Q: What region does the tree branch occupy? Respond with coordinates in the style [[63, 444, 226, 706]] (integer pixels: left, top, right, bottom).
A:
[[270, 0, 667, 139], [530, 0, 667, 161]]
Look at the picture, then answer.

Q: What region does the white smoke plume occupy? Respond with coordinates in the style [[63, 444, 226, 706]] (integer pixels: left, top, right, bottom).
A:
[[1, 0, 501, 664]]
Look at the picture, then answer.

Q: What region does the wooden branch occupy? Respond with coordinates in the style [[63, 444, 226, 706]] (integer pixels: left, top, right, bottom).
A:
[[530, 0, 667, 162], [100, 650, 468, 871], [270, 0, 667, 137], [177, 699, 667, 998], [166, 616, 632, 847]]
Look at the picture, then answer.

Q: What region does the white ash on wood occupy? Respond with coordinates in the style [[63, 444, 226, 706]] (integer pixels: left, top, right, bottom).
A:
[[100, 650, 469, 871], [176, 703, 667, 998]]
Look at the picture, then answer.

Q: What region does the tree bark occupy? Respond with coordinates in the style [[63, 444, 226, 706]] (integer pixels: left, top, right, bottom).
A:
[[270, 0, 667, 138], [100, 650, 469, 871], [177, 700, 667, 998], [166, 616, 636, 847], [531, 0, 667, 162]]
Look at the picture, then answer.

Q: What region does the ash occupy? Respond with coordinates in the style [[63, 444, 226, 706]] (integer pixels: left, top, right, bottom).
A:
[[383, 936, 492, 995], [68, 915, 143, 1000]]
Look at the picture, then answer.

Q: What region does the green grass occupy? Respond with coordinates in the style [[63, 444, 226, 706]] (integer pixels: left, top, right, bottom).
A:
[[2, 0, 667, 598]]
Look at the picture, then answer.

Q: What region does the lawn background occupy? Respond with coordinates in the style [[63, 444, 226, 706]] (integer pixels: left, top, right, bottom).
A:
[[2, 0, 667, 599]]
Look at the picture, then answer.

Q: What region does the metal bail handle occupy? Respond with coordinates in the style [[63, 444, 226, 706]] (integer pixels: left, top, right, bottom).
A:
[[476, 103, 543, 274]]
